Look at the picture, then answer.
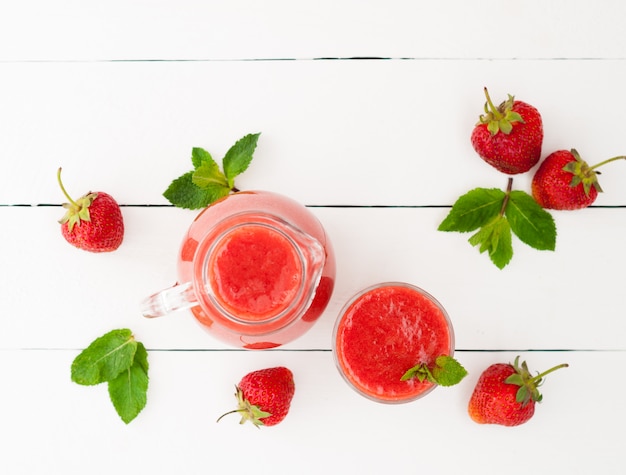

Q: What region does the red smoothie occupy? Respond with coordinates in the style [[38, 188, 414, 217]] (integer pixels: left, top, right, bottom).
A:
[[207, 223, 303, 321], [333, 283, 454, 403]]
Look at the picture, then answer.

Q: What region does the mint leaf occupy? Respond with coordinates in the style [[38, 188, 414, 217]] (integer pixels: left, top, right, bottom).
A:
[[400, 364, 432, 382], [440, 182, 558, 268], [164, 133, 261, 209], [468, 215, 513, 269], [72, 329, 150, 424], [506, 190, 556, 251], [192, 162, 229, 189], [438, 188, 505, 232], [190, 147, 225, 188], [163, 171, 223, 210], [191, 151, 231, 203], [401, 355, 467, 387], [108, 342, 149, 424], [191, 147, 213, 169], [71, 329, 137, 386], [430, 355, 468, 386], [223, 132, 260, 188]]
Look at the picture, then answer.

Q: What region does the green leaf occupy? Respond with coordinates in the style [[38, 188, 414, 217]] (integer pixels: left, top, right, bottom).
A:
[[505, 110, 524, 124], [71, 329, 137, 386], [108, 342, 149, 424], [506, 191, 556, 251], [400, 364, 432, 383], [163, 133, 261, 210], [430, 355, 468, 387], [438, 188, 505, 233], [192, 161, 229, 189], [401, 355, 467, 387], [163, 171, 227, 210], [515, 385, 529, 404], [487, 120, 500, 135], [222, 132, 260, 187], [499, 118, 513, 134], [191, 147, 213, 169], [505, 373, 524, 386], [198, 182, 231, 205], [468, 215, 513, 269]]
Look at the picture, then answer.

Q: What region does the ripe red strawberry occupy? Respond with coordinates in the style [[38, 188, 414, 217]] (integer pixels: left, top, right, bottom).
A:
[[532, 149, 626, 210], [57, 168, 124, 252], [217, 366, 295, 427], [471, 88, 543, 175], [468, 357, 567, 427]]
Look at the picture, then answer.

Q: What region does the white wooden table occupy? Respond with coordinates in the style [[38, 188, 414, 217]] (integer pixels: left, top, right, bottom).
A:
[[2, 1, 625, 473]]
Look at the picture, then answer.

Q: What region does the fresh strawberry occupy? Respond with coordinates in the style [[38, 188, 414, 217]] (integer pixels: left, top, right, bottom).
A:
[[217, 366, 295, 427], [468, 356, 567, 427], [532, 149, 626, 210], [471, 88, 543, 174], [57, 168, 124, 252]]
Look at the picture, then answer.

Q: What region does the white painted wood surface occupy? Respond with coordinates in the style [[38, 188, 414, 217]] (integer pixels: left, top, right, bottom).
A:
[[1, 2, 625, 474]]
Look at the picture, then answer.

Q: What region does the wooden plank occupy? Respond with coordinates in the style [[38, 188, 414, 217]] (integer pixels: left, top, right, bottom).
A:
[[1, 1, 626, 61], [1, 349, 621, 474], [2, 59, 626, 206], [2, 206, 625, 351]]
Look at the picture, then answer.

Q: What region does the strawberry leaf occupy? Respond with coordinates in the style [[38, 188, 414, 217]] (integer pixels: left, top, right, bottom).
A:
[[505, 191, 556, 251], [468, 215, 513, 269], [223, 133, 260, 188], [504, 373, 524, 386], [438, 188, 505, 233]]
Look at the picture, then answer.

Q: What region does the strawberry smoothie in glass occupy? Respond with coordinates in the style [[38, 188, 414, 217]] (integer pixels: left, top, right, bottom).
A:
[[142, 191, 335, 349], [333, 282, 454, 403]]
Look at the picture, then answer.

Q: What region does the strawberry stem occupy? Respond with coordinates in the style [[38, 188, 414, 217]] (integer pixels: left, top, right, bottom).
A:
[[483, 87, 502, 120], [590, 155, 626, 171], [216, 409, 240, 423], [499, 177, 513, 216], [57, 167, 79, 208], [529, 363, 569, 385]]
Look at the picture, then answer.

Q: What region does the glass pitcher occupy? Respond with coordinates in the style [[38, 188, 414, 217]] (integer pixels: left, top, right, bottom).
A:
[[142, 190, 336, 349]]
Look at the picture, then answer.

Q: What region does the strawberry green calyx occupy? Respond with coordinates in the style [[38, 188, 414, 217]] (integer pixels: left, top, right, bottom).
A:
[[504, 356, 568, 406], [564, 149, 626, 196], [57, 167, 97, 232], [216, 385, 271, 428], [478, 87, 525, 135]]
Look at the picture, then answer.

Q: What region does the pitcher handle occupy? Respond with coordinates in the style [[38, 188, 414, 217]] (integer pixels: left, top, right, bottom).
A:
[[141, 282, 197, 318]]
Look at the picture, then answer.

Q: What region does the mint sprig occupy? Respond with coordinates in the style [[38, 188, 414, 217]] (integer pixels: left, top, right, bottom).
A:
[[164, 132, 260, 209], [401, 355, 467, 387], [71, 329, 149, 424], [438, 178, 556, 269]]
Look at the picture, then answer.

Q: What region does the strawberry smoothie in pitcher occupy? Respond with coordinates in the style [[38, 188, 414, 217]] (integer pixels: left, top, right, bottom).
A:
[[142, 191, 335, 349]]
